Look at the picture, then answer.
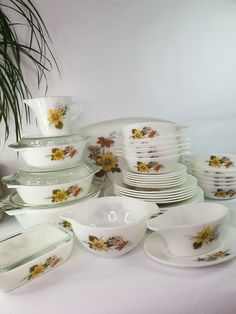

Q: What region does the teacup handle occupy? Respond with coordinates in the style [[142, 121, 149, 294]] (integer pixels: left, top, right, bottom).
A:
[[70, 102, 82, 123]]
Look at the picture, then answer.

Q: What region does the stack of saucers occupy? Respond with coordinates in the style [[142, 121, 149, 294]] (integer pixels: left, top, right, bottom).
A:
[[182, 154, 236, 200], [1, 96, 103, 228]]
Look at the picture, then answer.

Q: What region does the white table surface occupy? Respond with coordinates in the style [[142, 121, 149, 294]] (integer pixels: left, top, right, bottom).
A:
[[1, 199, 236, 314]]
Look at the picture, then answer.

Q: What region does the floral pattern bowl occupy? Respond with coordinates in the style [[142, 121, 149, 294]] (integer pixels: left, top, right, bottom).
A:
[[2, 162, 100, 206], [0, 224, 73, 292], [9, 133, 89, 169], [125, 154, 181, 174], [147, 202, 229, 257], [61, 196, 160, 257]]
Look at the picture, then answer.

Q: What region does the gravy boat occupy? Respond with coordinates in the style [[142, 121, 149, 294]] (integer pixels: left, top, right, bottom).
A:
[[62, 196, 160, 257], [24, 96, 81, 136], [147, 203, 229, 257]]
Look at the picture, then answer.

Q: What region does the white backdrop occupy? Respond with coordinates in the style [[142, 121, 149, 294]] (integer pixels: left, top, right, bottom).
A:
[[1, 0, 236, 176]]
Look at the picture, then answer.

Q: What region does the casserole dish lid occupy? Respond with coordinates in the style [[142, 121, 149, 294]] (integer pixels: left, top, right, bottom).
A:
[[0, 224, 72, 272], [9, 132, 88, 149], [2, 162, 101, 186]]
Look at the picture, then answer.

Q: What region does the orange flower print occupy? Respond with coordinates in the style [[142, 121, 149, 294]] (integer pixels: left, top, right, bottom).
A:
[[97, 137, 114, 148], [147, 129, 158, 138], [88, 134, 121, 178], [72, 186, 82, 197]]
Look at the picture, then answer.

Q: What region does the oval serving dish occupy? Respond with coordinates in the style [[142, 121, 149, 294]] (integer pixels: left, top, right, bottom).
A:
[[2, 162, 100, 206], [9, 133, 89, 169], [0, 224, 73, 292]]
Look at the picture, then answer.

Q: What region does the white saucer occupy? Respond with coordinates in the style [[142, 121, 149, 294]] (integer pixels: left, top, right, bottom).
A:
[[144, 227, 236, 267]]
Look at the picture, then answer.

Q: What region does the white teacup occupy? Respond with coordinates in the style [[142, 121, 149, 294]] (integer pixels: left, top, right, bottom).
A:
[[147, 203, 229, 257], [24, 96, 81, 137]]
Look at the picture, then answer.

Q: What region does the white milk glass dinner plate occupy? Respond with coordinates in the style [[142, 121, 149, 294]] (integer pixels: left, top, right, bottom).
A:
[[123, 164, 187, 180], [114, 175, 197, 196], [123, 177, 186, 188], [80, 118, 187, 185], [144, 228, 236, 267]]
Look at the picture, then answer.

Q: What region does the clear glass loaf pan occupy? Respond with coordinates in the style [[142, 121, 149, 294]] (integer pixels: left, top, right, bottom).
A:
[[0, 224, 73, 292]]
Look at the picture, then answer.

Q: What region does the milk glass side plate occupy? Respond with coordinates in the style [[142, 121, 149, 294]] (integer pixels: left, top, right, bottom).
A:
[[144, 228, 236, 267]]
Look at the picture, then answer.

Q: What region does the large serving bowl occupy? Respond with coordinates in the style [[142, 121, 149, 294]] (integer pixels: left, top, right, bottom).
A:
[[62, 196, 160, 257], [125, 154, 180, 174], [147, 202, 229, 256], [0, 224, 73, 292], [1, 184, 101, 228], [9, 133, 89, 169], [2, 162, 100, 206]]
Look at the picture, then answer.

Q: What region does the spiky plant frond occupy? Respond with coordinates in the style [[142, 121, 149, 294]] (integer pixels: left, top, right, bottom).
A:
[[0, 0, 59, 141]]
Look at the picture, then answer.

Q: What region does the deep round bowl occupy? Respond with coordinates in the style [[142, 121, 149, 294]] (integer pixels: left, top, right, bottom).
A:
[[125, 154, 180, 174], [61, 196, 159, 257]]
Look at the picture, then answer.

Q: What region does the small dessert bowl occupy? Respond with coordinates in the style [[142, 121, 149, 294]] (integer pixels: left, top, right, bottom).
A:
[[122, 121, 178, 140], [147, 202, 229, 257], [125, 154, 180, 174], [62, 196, 160, 257]]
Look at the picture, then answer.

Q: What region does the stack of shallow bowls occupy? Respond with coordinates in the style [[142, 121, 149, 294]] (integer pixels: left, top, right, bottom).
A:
[[122, 121, 191, 174], [182, 154, 236, 200], [1, 97, 102, 228]]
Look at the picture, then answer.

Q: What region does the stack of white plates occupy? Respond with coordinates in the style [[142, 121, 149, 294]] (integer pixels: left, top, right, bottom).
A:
[[113, 174, 198, 204], [122, 164, 187, 189]]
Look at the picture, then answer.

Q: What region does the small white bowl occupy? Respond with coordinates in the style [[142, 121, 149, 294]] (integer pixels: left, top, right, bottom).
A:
[[125, 154, 180, 174], [62, 196, 160, 257], [0, 224, 73, 292], [188, 154, 236, 173], [147, 202, 229, 256], [9, 133, 89, 169], [197, 183, 236, 200], [122, 121, 178, 140]]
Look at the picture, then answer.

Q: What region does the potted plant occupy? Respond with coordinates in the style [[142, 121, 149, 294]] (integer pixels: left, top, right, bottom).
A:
[[0, 0, 59, 141]]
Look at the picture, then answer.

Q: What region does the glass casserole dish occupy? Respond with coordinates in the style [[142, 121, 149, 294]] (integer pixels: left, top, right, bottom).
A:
[[0, 224, 73, 292], [2, 162, 100, 206]]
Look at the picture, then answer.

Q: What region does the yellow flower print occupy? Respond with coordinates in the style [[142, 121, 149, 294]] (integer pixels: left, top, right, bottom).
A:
[[89, 238, 108, 251], [96, 152, 118, 172], [209, 156, 221, 168], [29, 264, 46, 279], [48, 108, 63, 127], [51, 148, 65, 160], [192, 225, 219, 249], [131, 129, 144, 139], [197, 250, 230, 262], [137, 162, 149, 172], [52, 190, 68, 202], [214, 189, 226, 198]]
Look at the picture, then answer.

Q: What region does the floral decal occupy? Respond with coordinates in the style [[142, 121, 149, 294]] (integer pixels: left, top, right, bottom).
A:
[[131, 127, 158, 139], [88, 133, 121, 178], [59, 220, 72, 231], [136, 161, 164, 173], [23, 256, 61, 281], [48, 146, 78, 161], [190, 225, 220, 250], [50, 185, 82, 203], [85, 235, 129, 252], [207, 155, 234, 168], [197, 250, 230, 262], [48, 103, 68, 129], [214, 189, 236, 198]]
